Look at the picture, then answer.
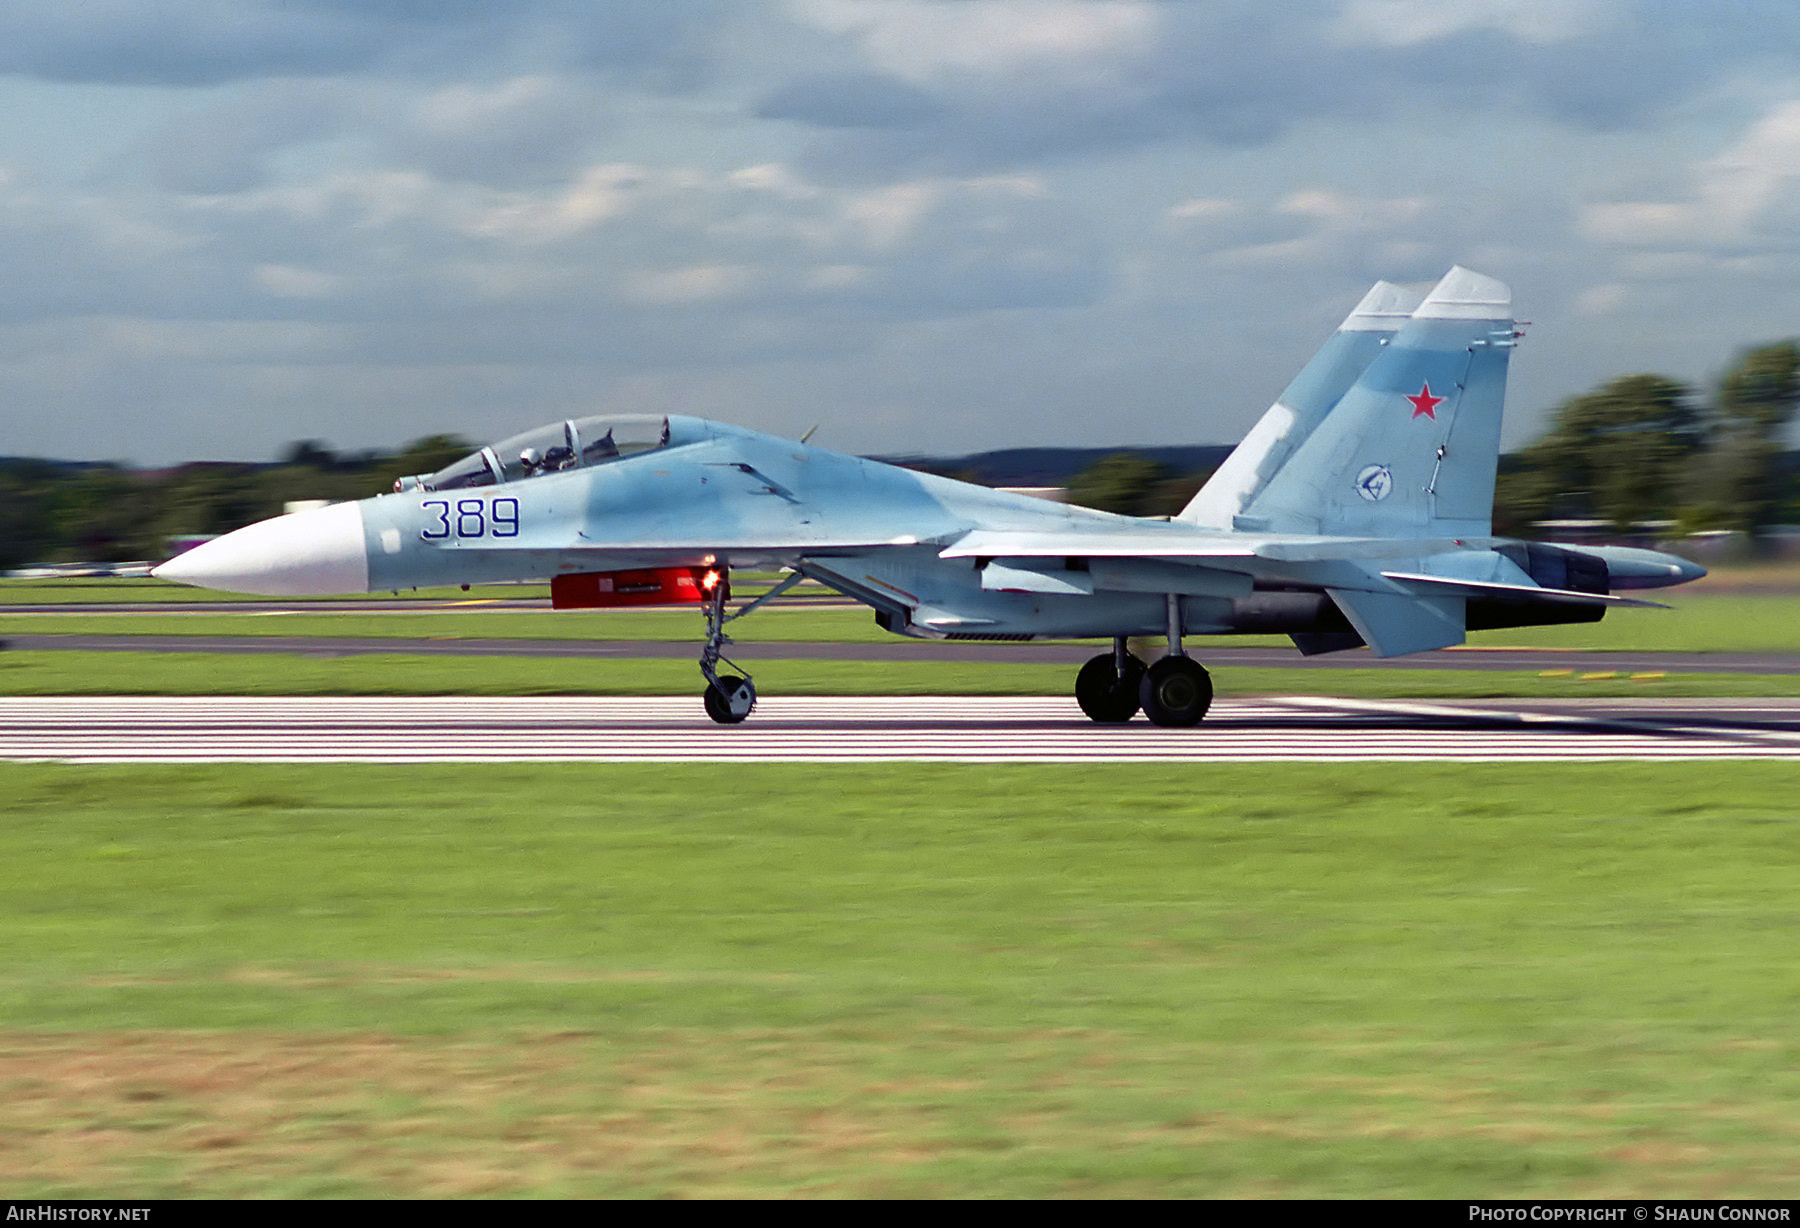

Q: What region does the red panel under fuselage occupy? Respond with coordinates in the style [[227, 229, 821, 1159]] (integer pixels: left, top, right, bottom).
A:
[[551, 567, 727, 609]]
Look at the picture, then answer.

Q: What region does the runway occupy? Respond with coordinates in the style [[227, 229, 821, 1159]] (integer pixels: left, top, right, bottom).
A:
[[6, 695, 1800, 763]]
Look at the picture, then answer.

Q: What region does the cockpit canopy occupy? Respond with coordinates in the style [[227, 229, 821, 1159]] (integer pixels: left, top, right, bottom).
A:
[[416, 414, 673, 492]]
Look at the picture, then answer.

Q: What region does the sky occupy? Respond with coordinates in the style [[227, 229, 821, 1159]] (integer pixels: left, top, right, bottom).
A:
[[5, 0, 1800, 466]]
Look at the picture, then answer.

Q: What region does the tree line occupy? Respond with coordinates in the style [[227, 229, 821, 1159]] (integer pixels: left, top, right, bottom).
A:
[[1494, 341, 1800, 536], [1069, 342, 1800, 539], [2, 340, 1796, 570], [0, 435, 470, 570]]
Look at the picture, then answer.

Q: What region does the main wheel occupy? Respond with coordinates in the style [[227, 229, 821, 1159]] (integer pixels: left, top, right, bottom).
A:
[[1138, 657, 1212, 727], [702, 674, 755, 724], [1075, 652, 1144, 723]]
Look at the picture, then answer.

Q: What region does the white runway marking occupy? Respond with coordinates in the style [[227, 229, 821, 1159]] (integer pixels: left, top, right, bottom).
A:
[[4, 696, 1800, 763]]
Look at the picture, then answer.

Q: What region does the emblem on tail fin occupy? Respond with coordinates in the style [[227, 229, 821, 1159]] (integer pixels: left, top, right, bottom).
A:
[[1354, 464, 1394, 502]]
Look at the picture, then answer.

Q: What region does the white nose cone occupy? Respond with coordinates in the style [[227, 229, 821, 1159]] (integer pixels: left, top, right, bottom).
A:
[[152, 501, 370, 596]]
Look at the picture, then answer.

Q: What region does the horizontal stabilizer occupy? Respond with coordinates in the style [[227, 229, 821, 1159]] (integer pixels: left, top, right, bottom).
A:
[[1327, 587, 1465, 657], [1379, 572, 1667, 608]]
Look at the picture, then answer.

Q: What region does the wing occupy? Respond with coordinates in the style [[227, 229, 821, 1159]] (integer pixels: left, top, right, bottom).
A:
[[940, 526, 1497, 565]]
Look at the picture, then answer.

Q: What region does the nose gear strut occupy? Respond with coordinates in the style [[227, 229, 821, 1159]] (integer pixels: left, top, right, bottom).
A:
[[698, 568, 806, 724]]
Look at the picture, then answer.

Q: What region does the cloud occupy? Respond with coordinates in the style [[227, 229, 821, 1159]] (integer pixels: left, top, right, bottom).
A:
[[388, 75, 609, 187], [0, 1, 725, 88], [128, 79, 357, 195], [1153, 188, 1517, 288], [1332, 0, 1612, 47], [0, 144, 1112, 460], [9, 1, 1800, 465], [1580, 99, 1800, 251], [0, 1, 395, 87], [0, 148, 1109, 363], [792, 0, 1158, 82], [768, 0, 1800, 175], [754, 72, 946, 130]]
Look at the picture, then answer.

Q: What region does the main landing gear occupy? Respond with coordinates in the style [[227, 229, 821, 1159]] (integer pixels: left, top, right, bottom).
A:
[[1075, 596, 1214, 727], [1076, 641, 1213, 726], [698, 569, 805, 724], [1076, 639, 1144, 723], [1138, 655, 1212, 727]]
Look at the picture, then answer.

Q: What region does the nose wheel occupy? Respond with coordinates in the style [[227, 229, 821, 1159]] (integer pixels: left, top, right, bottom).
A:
[[702, 673, 756, 724]]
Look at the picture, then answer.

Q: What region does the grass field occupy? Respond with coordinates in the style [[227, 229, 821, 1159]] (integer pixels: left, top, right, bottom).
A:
[[6, 572, 1798, 1196], [5, 588, 1800, 654], [2, 761, 1797, 1197], [0, 605, 904, 644], [0, 578, 554, 604]]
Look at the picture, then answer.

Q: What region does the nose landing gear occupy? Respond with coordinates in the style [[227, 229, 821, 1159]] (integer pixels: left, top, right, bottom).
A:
[[699, 572, 754, 725], [697, 568, 806, 724]]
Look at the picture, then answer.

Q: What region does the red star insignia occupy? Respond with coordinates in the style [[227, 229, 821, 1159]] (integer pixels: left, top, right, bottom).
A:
[[1406, 381, 1444, 419]]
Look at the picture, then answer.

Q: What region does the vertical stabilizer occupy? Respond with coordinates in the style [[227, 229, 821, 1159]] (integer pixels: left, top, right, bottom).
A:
[[1178, 280, 1424, 528], [1237, 267, 1515, 540]]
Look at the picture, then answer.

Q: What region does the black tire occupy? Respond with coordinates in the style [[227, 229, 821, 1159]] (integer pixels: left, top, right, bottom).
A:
[[702, 675, 754, 724], [1075, 652, 1144, 723], [1138, 657, 1212, 727]]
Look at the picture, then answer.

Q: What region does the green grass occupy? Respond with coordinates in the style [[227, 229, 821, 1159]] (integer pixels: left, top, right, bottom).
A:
[[4, 650, 1799, 698], [1468, 592, 1800, 653], [0, 577, 553, 603], [0, 605, 904, 643], [5, 589, 1799, 652], [0, 761, 1796, 1196], [4, 570, 1795, 1193]]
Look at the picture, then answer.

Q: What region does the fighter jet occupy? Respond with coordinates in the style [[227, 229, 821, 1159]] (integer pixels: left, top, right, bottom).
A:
[[153, 267, 1705, 725]]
